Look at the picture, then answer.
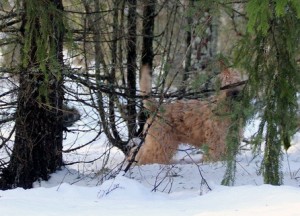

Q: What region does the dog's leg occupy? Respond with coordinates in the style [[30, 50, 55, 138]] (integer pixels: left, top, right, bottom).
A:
[[136, 124, 179, 164]]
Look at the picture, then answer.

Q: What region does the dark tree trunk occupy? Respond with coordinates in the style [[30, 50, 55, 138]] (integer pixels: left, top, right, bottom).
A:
[[0, 0, 64, 189], [126, 0, 137, 137], [180, 0, 193, 96], [137, 0, 156, 135], [141, 0, 155, 70]]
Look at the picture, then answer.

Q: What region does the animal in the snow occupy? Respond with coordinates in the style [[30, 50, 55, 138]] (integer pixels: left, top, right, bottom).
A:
[[132, 65, 244, 164]]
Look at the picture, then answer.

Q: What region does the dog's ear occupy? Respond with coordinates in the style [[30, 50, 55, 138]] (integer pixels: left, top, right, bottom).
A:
[[219, 69, 244, 87]]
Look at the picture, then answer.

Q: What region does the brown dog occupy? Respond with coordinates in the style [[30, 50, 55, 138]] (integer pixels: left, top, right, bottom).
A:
[[133, 66, 243, 164]]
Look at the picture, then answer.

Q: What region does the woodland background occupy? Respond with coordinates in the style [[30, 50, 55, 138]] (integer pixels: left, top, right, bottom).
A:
[[0, 0, 299, 190]]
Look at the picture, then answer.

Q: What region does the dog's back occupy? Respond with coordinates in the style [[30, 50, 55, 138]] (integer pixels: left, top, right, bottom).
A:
[[134, 68, 244, 164]]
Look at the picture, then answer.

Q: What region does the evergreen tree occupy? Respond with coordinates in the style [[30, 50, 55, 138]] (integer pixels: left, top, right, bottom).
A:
[[235, 0, 300, 185], [0, 0, 65, 189]]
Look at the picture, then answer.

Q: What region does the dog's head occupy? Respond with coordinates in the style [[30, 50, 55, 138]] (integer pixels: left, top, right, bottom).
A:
[[218, 69, 245, 101]]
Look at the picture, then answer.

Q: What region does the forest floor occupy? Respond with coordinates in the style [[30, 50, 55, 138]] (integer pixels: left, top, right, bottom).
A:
[[1, 119, 300, 216]]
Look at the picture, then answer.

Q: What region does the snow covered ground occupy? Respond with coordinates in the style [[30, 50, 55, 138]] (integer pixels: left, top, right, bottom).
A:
[[1, 174, 300, 216], [1, 121, 300, 216]]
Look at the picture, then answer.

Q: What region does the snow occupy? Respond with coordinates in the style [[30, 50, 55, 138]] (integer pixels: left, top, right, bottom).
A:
[[1, 98, 300, 215], [1, 173, 300, 216]]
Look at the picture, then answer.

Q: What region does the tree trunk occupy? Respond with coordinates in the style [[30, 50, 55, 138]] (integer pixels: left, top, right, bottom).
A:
[[180, 0, 193, 96], [138, 0, 156, 135], [0, 0, 64, 189], [126, 0, 137, 137]]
